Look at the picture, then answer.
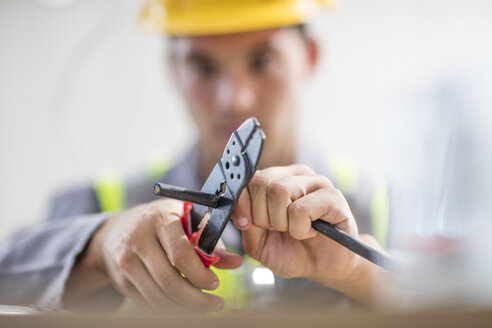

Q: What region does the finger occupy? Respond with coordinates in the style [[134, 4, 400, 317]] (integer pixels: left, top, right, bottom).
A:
[[266, 180, 290, 232], [213, 239, 243, 269], [120, 254, 182, 312], [279, 163, 317, 176], [153, 204, 219, 291], [247, 165, 315, 230], [318, 188, 357, 234], [267, 175, 334, 232], [128, 242, 224, 312], [150, 197, 184, 219], [117, 278, 153, 311], [240, 225, 268, 261], [231, 190, 253, 230], [288, 188, 357, 240]]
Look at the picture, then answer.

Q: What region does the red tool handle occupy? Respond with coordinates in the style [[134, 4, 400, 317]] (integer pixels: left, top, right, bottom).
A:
[[180, 202, 220, 268]]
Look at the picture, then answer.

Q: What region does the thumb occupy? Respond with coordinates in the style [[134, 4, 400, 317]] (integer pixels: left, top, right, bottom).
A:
[[213, 239, 243, 269], [231, 189, 252, 230]]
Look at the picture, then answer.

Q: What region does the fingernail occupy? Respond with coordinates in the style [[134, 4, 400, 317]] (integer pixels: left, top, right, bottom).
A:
[[237, 217, 249, 228]]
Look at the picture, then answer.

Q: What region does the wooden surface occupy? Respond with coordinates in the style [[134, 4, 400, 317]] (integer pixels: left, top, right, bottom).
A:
[[1, 308, 492, 328]]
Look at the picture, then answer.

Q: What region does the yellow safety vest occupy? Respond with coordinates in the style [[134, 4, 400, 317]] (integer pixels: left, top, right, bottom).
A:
[[330, 155, 389, 247]]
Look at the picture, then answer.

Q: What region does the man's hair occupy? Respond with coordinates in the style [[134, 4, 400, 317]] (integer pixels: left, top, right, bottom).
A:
[[168, 24, 309, 42], [295, 24, 308, 41]]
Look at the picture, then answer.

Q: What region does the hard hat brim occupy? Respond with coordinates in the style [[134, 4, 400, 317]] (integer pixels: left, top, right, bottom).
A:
[[141, 1, 327, 36]]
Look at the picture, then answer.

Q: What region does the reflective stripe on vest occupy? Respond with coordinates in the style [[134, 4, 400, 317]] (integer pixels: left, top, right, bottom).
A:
[[331, 155, 389, 247], [209, 266, 248, 309], [330, 155, 359, 194], [94, 171, 126, 212], [145, 156, 172, 181], [370, 183, 389, 247]]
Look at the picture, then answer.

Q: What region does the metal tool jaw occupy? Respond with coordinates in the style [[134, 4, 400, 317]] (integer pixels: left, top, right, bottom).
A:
[[180, 117, 265, 266]]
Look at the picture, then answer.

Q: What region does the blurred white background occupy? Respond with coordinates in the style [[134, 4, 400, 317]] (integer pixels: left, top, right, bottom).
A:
[[1, 0, 491, 243]]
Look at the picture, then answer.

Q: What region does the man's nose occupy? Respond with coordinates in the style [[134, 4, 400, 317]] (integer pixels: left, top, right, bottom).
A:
[[216, 75, 256, 113]]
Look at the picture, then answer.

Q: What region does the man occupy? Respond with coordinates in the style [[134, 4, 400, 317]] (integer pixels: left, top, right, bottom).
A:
[[0, 0, 393, 312]]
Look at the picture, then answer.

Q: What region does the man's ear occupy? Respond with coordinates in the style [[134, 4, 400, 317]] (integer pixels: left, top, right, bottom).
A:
[[305, 37, 320, 77]]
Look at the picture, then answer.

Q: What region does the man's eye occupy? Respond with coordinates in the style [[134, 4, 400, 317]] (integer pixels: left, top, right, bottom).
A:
[[190, 61, 215, 77], [251, 55, 272, 72]]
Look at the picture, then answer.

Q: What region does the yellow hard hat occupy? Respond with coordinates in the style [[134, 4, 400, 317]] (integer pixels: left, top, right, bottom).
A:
[[140, 0, 333, 36]]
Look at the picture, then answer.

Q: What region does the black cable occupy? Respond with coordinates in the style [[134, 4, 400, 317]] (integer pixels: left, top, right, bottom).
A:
[[154, 183, 219, 208], [154, 182, 400, 274], [312, 220, 399, 274]]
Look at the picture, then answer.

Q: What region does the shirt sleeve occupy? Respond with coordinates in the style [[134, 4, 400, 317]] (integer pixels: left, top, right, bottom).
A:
[[0, 213, 108, 307], [47, 186, 101, 221]]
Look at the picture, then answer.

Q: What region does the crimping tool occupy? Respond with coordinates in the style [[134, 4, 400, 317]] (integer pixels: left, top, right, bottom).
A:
[[154, 117, 265, 267]]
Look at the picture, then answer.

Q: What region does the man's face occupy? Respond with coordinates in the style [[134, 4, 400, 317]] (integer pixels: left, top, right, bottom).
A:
[[170, 27, 317, 168]]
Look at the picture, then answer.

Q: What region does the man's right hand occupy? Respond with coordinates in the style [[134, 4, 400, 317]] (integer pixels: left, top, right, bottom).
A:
[[64, 199, 242, 312]]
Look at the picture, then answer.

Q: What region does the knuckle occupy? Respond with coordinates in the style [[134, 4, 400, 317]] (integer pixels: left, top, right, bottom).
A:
[[140, 209, 162, 231], [133, 240, 147, 257], [143, 208, 159, 222], [167, 236, 190, 266], [250, 171, 271, 191], [288, 201, 307, 219], [333, 188, 345, 199], [316, 174, 334, 188], [293, 163, 315, 175], [160, 274, 181, 297], [266, 181, 288, 201], [124, 228, 142, 249], [152, 199, 182, 220], [116, 249, 134, 271]]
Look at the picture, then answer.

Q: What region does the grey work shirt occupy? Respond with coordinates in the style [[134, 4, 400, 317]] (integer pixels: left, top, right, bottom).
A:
[[0, 144, 373, 309]]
